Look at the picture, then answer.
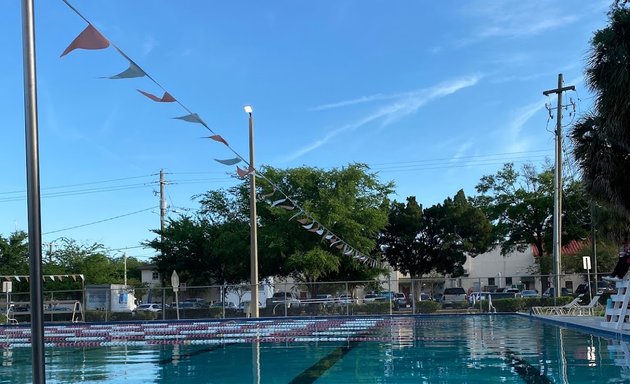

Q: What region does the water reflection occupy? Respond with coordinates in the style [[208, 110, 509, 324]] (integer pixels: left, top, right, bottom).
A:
[[2, 317, 630, 383]]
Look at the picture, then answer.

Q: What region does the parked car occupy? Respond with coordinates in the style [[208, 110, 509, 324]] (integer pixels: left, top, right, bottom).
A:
[[182, 298, 207, 308], [418, 293, 431, 302], [440, 287, 467, 306], [597, 281, 615, 295], [267, 292, 300, 308], [337, 294, 354, 304], [133, 303, 163, 312], [394, 293, 408, 308], [363, 293, 381, 303], [505, 288, 520, 295], [379, 291, 396, 300], [521, 289, 539, 298], [542, 287, 573, 297]]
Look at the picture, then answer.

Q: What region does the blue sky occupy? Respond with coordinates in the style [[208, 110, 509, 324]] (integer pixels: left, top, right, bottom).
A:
[[0, 1, 610, 260]]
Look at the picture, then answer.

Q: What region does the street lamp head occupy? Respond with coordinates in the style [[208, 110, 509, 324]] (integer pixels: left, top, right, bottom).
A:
[[243, 105, 253, 114]]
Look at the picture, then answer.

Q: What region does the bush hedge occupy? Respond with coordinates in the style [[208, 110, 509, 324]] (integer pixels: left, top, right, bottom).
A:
[[415, 301, 441, 313], [481, 296, 577, 313]]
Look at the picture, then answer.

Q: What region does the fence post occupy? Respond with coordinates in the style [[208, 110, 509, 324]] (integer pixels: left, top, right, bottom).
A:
[[411, 279, 415, 314], [388, 277, 392, 316], [284, 281, 288, 317], [344, 282, 349, 316]]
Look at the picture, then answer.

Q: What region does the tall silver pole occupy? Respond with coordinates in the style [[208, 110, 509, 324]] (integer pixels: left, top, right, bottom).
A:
[[21, 0, 46, 382], [247, 107, 259, 318]]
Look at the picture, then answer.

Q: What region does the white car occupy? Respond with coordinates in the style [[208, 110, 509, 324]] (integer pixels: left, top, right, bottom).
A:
[[133, 304, 163, 312]]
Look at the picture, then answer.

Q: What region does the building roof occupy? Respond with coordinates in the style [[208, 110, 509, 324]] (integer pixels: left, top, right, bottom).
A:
[[532, 239, 588, 257]]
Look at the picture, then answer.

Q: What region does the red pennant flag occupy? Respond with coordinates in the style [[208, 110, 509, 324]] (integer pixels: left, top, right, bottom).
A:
[[61, 24, 110, 57], [236, 166, 254, 178], [137, 89, 176, 102], [208, 135, 228, 146]]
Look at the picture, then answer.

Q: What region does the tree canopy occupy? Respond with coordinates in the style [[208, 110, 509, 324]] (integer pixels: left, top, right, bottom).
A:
[[148, 164, 393, 286], [571, 5, 630, 216], [380, 190, 492, 278]]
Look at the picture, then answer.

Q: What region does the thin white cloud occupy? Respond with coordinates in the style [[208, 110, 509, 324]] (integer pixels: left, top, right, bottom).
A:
[[457, 2, 580, 46], [504, 99, 547, 153], [142, 35, 158, 56], [283, 75, 482, 162], [450, 141, 474, 164]]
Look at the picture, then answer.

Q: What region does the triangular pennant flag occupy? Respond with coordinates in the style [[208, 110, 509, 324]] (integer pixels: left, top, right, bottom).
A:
[[308, 225, 320, 232], [207, 135, 228, 146], [278, 205, 295, 210], [261, 189, 276, 199], [236, 166, 252, 178], [297, 218, 310, 225], [315, 228, 325, 236], [79, 275, 85, 281], [335, 243, 344, 249], [174, 113, 207, 127], [302, 223, 315, 230], [61, 24, 110, 57], [344, 248, 354, 255], [330, 239, 342, 247], [325, 233, 334, 240], [137, 89, 176, 102], [215, 158, 242, 166], [271, 199, 287, 207], [49, 275, 56, 281], [72, 275, 77, 281], [25, 276, 29, 282], [107, 61, 146, 79], [57, 275, 64, 281], [14, 276, 20, 282]]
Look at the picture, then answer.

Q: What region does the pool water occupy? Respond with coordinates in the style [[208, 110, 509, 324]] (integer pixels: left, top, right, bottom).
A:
[[1, 315, 629, 383]]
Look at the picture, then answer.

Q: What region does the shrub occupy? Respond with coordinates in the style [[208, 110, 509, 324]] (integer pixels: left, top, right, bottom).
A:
[[451, 301, 470, 310], [415, 301, 440, 313]]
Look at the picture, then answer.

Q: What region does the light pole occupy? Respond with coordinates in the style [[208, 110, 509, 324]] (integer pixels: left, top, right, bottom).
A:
[[245, 105, 259, 318]]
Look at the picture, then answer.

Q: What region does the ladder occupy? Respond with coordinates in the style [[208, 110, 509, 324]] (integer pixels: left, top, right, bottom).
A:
[[602, 280, 630, 331]]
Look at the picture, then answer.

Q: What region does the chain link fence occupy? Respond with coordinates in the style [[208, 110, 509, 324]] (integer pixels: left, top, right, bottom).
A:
[[0, 272, 598, 323]]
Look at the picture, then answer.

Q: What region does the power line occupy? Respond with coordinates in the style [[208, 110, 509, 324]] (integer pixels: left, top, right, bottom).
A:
[[0, 173, 155, 195], [42, 206, 158, 235]]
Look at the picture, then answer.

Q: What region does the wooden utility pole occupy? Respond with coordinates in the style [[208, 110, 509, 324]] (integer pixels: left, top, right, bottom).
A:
[[543, 73, 575, 299]]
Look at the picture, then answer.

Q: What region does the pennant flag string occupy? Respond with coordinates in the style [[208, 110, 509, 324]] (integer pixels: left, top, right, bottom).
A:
[[60, 0, 378, 267]]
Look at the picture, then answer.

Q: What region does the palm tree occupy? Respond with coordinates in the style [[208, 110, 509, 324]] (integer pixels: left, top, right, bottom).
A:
[[571, 5, 630, 215]]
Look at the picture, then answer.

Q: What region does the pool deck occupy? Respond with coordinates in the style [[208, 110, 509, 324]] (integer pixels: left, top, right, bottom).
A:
[[524, 313, 630, 340]]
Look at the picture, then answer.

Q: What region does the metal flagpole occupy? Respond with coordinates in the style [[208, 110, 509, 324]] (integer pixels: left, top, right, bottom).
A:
[[21, 0, 46, 382]]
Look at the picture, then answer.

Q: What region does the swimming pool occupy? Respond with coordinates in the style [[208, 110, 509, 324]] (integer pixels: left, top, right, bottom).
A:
[[1, 315, 629, 383]]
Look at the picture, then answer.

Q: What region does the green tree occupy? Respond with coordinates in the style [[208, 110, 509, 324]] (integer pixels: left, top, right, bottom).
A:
[[45, 238, 121, 286], [380, 191, 492, 278], [286, 248, 340, 296], [0, 231, 29, 275], [147, 216, 250, 286], [571, 4, 630, 216], [473, 163, 590, 273], [149, 163, 392, 287], [256, 164, 392, 282]]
